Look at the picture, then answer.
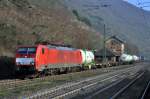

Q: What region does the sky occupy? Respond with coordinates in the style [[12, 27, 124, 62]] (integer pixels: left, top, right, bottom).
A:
[[124, 0, 150, 11]]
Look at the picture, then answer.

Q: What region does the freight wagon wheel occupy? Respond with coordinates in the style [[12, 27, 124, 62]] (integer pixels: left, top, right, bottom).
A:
[[48, 68, 59, 75], [91, 65, 96, 69], [75, 66, 81, 72], [83, 66, 91, 70], [64, 68, 69, 73], [71, 67, 80, 72], [40, 70, 49, 77], [80, 66, 84, 71], [46, 69, 52, 75], [67, 67, 73, 73]]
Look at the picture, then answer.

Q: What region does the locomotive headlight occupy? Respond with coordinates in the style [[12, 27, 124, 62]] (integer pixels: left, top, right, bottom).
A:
[[30, 61, 34, 65]]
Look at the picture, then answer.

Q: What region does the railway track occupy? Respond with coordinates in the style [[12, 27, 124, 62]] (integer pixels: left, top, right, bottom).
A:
[[25, 64, 143, 99], [81, 67, 150, 99], [110, 72, 144, 99], [74, 71, 145, 99], [140, 80, 150, 99], [0, 63, 147, 99], [0, 64, 135, 90]]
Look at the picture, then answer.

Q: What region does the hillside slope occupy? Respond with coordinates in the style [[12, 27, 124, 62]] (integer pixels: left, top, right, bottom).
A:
[[0, 0, 104, 76], [0, 0, 149, 58], [64, 0, 150, 58], [0, 0, 101, 56]]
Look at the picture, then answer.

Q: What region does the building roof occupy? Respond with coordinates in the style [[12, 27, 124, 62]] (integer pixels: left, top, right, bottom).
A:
[[94, 48, 120, 57], [106, 36, 124, 44]]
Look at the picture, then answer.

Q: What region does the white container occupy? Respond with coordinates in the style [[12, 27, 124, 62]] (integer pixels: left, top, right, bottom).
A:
[[120, 54, 133, 62], [132, 55, 139, 61], [80, 50, 94, 64]]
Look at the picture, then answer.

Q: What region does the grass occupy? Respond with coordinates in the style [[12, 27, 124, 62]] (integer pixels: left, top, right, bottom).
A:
[[0, 80, 65, 98]]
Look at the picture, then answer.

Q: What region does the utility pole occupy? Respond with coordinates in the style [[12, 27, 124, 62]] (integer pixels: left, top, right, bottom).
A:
[[101, 4, 111, 64], [103, 24, 106, 63]]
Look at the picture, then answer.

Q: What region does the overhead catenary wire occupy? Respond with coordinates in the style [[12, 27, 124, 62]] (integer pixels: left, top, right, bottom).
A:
[[137, 0, 150, 33], [137, 1, 150, 7]]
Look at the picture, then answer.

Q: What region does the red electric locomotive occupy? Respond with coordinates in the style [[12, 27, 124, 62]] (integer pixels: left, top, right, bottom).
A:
[[15, 44, 83, 73]]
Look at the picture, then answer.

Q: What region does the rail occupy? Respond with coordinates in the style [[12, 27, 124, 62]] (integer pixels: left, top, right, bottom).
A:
[[110, 72, 144, 99], [140, 80, 150, 99], [26, 65, 138, 99]]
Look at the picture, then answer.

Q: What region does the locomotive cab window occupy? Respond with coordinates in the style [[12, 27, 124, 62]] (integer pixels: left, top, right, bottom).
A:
[[28, 48, 36, 54], [42, 48, 45, 54], [17, 47, 36, 54]]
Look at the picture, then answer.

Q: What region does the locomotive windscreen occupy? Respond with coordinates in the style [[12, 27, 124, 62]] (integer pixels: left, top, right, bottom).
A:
[[17, 47, 36, 54]]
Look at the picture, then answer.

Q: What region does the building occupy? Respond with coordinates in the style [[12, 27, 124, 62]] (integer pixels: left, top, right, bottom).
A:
[[94, 49, 120, 64], [106, 36, 125, 55]]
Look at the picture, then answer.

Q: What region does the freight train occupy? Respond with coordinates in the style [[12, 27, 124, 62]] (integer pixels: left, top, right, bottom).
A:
[[15, 44, 95, 74], [15, 44, 140, 75], [120, 53, 140, 64]]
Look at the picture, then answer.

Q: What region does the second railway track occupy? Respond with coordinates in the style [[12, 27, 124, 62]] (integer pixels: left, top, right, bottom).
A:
[[81, 66, 150, 99], [25, 64, 143, 99], [140, 80, 150, 99]]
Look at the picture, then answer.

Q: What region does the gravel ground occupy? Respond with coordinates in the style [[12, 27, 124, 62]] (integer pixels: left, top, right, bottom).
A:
[[71, 62, 150, 99], [115, 71, 150, 99]]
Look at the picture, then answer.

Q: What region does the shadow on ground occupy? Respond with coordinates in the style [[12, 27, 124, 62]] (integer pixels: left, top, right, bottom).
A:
[[0, 56, 15, 79]]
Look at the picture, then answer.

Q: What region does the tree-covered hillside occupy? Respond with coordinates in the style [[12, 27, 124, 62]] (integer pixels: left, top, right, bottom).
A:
[[0, 0, 101, 56]]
